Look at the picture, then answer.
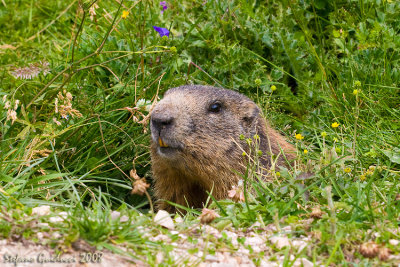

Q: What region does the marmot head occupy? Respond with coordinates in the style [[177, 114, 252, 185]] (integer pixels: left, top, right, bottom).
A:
[[150, 85, 261, 165], [149, 85, 294, 211]]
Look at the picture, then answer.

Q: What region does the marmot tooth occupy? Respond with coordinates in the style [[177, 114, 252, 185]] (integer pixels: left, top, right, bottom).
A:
[[158, 137, 169, 147]]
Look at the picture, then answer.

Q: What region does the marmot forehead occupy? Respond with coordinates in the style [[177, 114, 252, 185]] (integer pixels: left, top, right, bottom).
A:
[[164, 85, 253, 103]]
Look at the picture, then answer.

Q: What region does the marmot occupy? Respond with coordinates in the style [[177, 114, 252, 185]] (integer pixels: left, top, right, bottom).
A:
[[150, 85, 295, 212]]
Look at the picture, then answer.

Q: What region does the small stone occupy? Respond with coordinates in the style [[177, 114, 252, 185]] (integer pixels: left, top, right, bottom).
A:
[[32, 205, 51, 216], [179, 234, 187, 239], [205, 255, 219, 262], [259, 260, 278, 267], [251, 221, 262, 228], [37, 232, 44, 240], [156, 252, 164, 264], [154, 210, 174, 230], [174, 216, 183, 224], [152, 234, 170, 242], [297, 258, 313, 267], [204, 225, 221, 238], [225, 231, 238, 246], [265, 224, 277, 232], [110, 210, 129, 222], [278, 255, 295, 261], [373, 232, 381, 238], [58, 212, 69, 218], [110, 211, 121, 220], [52, 232, 61, 239], [237, 247, 250, 255], [49, 216, 64, 223], [245, 236, 264, 247], [120, 215, 129, 222], [269, 235, 290, 249], [292, 240, 308, 251]]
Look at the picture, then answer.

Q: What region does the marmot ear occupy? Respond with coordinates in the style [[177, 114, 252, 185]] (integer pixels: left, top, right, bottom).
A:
[[241, 102, 260, 129]]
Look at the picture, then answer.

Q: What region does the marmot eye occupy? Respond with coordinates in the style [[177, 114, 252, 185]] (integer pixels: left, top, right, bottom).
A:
[[209, 102, 222, 113]]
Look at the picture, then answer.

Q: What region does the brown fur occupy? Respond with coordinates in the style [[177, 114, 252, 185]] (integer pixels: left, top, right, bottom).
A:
[[150, 85, 295, 212]]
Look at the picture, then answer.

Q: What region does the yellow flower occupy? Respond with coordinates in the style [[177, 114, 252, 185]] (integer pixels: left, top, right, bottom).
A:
[[122, 10, 129, 19], [271, 85, 277, 92], [321, 131, 327, 137], [360, 174, 366, 181], [275, 172, 281, 177], [344, 167, 351, 173], [353, 89, 359, 95], [295, 133, 304, 140], [303, 149, 308, 154], [354, 80, 361, 87], [242, 151, 246, 157], [331, 122, 340, 128], [170, 46, 177, 53]]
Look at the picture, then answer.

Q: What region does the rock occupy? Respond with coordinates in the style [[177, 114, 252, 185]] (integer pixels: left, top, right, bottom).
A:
[[292, 240, 308, 252], [269, 235, 290, 249], [32, 205, 51, 216], [293, 258, 314, 267], [205, 255, 219, 262], [154, 210, 174, 230], [111, 211, 121, 220], [49, 216, 64, 223]]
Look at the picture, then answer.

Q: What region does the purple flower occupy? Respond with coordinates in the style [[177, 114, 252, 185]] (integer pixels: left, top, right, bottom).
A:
[[160, 1, 168, 14], [153, 26, 170, 37]]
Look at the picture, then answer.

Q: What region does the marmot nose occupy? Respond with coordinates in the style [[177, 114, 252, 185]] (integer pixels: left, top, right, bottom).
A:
[[151, 114, 174, 132]]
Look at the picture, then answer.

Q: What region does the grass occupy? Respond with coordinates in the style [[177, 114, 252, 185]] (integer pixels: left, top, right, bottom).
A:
[[0, 0, 399, 265]]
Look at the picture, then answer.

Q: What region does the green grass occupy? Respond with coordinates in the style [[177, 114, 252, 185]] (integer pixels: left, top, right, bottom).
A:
[[0, 0, 399, 265]]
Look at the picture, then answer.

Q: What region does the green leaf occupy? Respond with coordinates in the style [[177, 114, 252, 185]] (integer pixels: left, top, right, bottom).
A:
[[17, 125, 31, 140], [382, 149, 400, 164]]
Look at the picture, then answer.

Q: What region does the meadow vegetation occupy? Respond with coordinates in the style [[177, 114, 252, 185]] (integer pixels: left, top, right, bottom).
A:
[[0, 0, 399, 265]]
